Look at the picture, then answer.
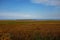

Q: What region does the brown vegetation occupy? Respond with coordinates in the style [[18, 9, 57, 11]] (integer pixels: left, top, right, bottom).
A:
[[0, 20, 60, 40]]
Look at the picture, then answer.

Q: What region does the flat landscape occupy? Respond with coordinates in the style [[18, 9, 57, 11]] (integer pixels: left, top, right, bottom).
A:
[[0, 20, 60, 40]]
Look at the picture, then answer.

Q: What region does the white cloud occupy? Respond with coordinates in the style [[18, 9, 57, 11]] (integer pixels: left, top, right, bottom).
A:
[[0, 13, 39, 19], [0, 12, 60, 19], [31, 0, 60, 6]]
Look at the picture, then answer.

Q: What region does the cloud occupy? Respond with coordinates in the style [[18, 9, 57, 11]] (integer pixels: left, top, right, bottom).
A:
[[0, 13, 39, 19], [0, 12, 60, 19], [31, 0, 60, 6]]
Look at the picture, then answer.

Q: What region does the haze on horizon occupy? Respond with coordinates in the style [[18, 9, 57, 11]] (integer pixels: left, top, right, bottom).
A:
[[0, 0, 60, 20]]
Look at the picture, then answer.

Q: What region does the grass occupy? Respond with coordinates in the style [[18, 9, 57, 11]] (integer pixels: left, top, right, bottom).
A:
[[0, 20, 60, 40]]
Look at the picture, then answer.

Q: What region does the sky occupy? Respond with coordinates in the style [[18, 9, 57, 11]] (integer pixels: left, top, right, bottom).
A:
[[0, 0, 60, 20]]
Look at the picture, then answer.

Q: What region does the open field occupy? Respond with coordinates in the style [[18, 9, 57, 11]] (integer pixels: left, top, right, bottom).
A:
[[0, 20, 60, 40]]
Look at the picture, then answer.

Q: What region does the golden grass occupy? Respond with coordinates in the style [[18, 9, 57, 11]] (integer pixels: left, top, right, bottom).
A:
[[0, 20, 60, 40]]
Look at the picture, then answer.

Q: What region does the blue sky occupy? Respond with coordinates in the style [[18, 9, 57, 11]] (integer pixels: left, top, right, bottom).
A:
[[0, 0, 60, 20]]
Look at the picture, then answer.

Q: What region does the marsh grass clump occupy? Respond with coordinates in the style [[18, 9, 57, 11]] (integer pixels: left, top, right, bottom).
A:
[[8, 31, 60, 40], [0, 31, 60, 40]]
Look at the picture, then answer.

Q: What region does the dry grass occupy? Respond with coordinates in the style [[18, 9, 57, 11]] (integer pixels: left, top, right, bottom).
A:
[[0, 20, 60, 40]]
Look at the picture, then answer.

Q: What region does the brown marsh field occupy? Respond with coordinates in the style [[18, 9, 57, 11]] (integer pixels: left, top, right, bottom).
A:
[[0, 20, 60, 40]]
